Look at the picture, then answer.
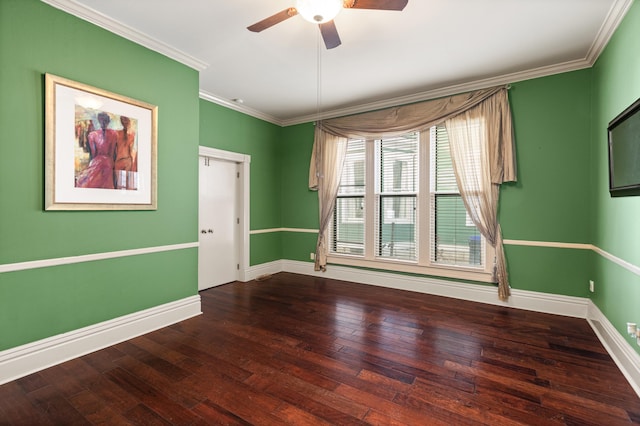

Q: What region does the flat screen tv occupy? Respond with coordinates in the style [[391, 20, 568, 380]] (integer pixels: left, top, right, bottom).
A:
[[608, 97, 640, 196]]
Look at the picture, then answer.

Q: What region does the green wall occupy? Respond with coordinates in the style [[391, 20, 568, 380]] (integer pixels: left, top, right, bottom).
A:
[[501, 70, 592, 296], [199, 100, 284, 264], [0, 0, 199, 350], [590, 0, 640, 350], [281, 124, 319, 262]]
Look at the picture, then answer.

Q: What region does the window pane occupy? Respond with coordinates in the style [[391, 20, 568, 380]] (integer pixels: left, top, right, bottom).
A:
[[434, 126, 457, 192], [376, 195, 416, 260], [338, 139, 365, 196], [333, 197, 364, 255], [379, 134, 418, 193], [432, 194, 482, 266], [376, 133, 418, 262], [431, 126, 483, 267], [332, 139, 366, 256]]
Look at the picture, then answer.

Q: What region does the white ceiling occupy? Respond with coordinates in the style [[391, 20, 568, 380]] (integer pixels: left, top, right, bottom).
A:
[[45, 0, 633, 126]]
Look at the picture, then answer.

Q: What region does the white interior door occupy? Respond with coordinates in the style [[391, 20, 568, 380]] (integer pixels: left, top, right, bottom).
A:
[[198, 155, 239, 290]]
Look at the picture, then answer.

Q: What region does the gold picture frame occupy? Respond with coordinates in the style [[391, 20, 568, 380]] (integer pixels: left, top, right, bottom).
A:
[[45, 73, 157, 210]]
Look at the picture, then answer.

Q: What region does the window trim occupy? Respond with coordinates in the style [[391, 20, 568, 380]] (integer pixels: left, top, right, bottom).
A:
[[329, 131, 496, 283]]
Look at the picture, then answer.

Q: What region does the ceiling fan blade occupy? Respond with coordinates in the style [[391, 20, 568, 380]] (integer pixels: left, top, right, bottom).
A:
[[344, 0, 408, 11], [247, 8, 298, 32], [319, 20, 341, 49]]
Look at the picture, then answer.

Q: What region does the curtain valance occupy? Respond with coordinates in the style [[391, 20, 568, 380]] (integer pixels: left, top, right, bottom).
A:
[[318, 86, 502, 139]]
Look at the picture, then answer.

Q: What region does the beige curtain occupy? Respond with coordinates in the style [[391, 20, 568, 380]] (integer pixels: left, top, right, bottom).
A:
[[308, 130, 348, 271], [444, 89, 515, 301], [308, 85, 516, 298]]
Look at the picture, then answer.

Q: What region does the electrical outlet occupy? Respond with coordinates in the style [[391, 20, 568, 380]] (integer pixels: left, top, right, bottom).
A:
[[310, 252, 315, 260], [589, 280, 595, 293]]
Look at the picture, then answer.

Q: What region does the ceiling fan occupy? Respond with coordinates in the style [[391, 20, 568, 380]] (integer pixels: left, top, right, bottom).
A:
[[247, 0, 409, 49]]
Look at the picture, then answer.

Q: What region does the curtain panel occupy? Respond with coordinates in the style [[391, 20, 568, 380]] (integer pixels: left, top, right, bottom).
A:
[[308, 85, 516, 299], [444, 88, 515, 300], [308, 131, 348, 271]]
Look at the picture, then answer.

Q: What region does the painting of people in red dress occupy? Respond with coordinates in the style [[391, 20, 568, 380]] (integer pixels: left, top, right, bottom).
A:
[[74, 106, 138, 190]]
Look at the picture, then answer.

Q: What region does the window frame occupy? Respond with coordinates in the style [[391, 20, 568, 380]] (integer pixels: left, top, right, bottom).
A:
[[328, 131, 495, 283]]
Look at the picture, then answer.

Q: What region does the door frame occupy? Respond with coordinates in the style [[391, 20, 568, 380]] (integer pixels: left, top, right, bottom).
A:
[[199, 146, 251, 282]]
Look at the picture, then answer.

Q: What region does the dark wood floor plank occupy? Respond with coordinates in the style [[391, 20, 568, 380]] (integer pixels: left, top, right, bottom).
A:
[[250, 377, 369, 425], [114, 340, 192, 382], [81, 345, 126, 373], [25, 384, 89, 425], [67, 389, 134, 425], [363, 408, 450, 426], [113, 354, 205, 409], [445, 358, 635, 423], [241, 358, 370, 422], [190, 398, 254, 426], [79, 366, 141, 414], [333, 337, 476, 392], [393, 390, 519, 426], [37, 364, 88, 399], [185, 372, 290, 424], [105, 366, 205, 424], [410, 373, 559, 426], [271, 402, 339, 426], [122, 403, 172, 426], [473, 380, 570, 425], [337, 382, 466, 426], [1, 271, 639, 425], [273, 344, 362, 385], [0, 381, 56, 426], [15, 372, 48, 394]]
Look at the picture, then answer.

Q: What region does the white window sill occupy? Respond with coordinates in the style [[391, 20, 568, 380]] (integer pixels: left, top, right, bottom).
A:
[[327, 254, 494, 283]]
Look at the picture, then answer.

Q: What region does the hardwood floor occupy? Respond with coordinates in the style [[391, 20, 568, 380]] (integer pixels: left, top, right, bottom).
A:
[[1, 272, 639, 425]]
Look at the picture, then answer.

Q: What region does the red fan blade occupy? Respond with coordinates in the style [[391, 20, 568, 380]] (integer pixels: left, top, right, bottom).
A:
[[319, 20, 341, 49], [344, 0, 408, 11], [247, 8, 298, 32]]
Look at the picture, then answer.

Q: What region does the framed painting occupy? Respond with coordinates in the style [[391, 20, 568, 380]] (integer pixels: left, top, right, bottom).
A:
[[45, 73, 157, 210]]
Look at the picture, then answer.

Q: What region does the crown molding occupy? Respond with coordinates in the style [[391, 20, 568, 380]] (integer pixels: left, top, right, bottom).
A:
[[280, 58, 594, 126], [40, 0, 209, 71], [198, 90, 284, 126], [200, 56, 593, 127], [585, 0, 635, 65]]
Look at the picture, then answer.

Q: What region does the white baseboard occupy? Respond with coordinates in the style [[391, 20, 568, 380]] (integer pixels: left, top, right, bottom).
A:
[[280, 260, 588, 318], [0, 295, 201, 385], [244, 260, 284, 281], [587, 302, 640, 398]]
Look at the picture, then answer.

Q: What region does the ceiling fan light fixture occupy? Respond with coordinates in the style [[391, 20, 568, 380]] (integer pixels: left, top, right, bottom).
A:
[[296, 0, 343, 24]]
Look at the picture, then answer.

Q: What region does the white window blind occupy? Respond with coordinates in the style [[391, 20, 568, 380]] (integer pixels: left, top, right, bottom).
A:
[[375, 133, 418, 261], [332, 139, 365, 256], [330, 127, 487, 278], [430, 126, 482, 266]]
